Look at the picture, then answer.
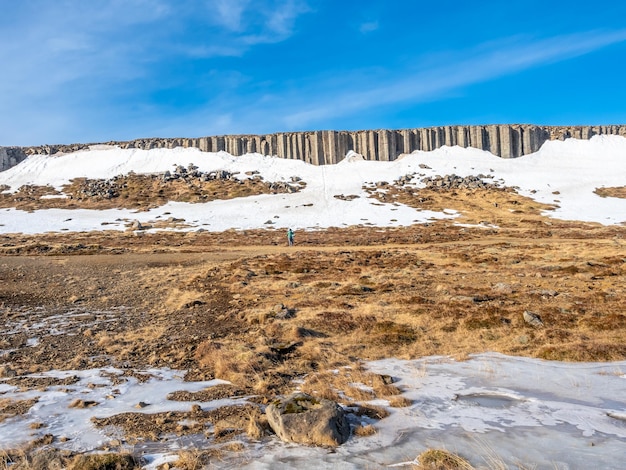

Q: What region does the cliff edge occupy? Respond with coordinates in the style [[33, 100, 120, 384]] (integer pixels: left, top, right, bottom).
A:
[[2, 124, 625, 171]]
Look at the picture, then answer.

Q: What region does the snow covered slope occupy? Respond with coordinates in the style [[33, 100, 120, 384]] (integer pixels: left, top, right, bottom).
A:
[[0, 135, 624, 234]]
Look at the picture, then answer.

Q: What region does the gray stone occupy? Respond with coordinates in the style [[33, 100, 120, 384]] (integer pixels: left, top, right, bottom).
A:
[[266, 392, 350, 447], [523, 310, 544, 327], [0, 364, 17, 378]]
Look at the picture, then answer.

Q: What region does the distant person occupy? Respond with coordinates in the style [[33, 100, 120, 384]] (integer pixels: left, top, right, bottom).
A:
[[287, 228, 295, 246]]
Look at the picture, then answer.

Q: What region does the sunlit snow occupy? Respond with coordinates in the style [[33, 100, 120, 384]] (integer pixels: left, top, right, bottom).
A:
[[0, 135, 625, 234]]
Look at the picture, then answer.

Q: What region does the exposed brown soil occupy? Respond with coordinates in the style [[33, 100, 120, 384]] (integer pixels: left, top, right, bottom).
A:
[[595, 185, 626, 199], [0, 172, 303, 212], [1, 186, 625, 466]]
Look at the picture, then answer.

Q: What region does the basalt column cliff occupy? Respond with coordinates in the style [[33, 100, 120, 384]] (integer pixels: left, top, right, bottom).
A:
[[2, 124, 626, 171]]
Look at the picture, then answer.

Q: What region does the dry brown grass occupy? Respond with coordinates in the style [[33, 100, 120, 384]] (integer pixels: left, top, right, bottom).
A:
[[388, 395, 413, 407], [1, 449, 67, 470], [367, 185, 558, 228], [0, 398, 39, 423], [174, 442, 245, 470], [298, 364, 402, 404], [0, 173, 301, 212], [176, 224, 626, 403], [0, 449, 133, 470], [414, 449, 475, 470], [594, 186, 626, 199], [194, 341, 275, 389], [67, 453, 139, 470], [353, 424, 377, 436], [173, 449, 205, 470]]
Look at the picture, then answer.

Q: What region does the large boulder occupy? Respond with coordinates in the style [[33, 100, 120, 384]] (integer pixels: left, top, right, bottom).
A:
[[266, 393, 350, 447]]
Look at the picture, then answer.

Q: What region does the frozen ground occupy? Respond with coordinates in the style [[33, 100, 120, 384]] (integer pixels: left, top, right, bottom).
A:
[[1, 354, 625, 469]]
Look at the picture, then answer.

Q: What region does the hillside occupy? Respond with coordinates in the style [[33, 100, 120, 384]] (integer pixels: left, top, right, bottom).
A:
[[0, 137, 625, 469]]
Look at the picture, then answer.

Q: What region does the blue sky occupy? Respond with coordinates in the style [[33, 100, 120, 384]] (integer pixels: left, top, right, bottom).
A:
[[1, 0, 626, 146]]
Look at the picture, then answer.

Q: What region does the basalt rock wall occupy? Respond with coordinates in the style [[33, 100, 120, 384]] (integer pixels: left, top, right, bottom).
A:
[[3, 124, 626, 171], [0, 147, 31, 173]]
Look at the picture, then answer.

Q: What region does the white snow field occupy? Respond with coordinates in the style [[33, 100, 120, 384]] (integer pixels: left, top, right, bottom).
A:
[[0, 136, 625, 468], [0, 134, 625, 234]]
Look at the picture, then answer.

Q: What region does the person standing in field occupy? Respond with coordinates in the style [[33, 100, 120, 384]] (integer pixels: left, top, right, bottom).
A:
[[287, 228, 295, 246]]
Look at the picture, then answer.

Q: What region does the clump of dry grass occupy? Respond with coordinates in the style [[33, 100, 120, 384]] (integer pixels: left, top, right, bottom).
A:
[[298, 371, 342, 402], [578, 313, 626, 331], [353, 404, 390, 420], [369, 320, 418, 346], [0, 398, 39, 423], [163, 288, 208, 312], [299, 364, 401, 404], [246, 413, 266, 440], [1, 449, 63, 470], [353, 424, 377, 436], [174, 449, 205, 470], [414, 448, 475, 470], [174, 441, 246, 470], [388, 395, 412, 407], [594, 186, 626, 199], [537, 341, 626, 361], [0, 448, 124, 470], [67, 453, 139, 470], [194, 341, 274, 388]]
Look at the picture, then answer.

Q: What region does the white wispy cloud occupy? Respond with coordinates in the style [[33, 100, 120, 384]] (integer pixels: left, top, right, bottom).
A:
[[211, 0, 251, 31], [0, 0, 311, 144], [282, 29, 626, 128], [265, 0, 312, 36], [203, 0, 311, 50]]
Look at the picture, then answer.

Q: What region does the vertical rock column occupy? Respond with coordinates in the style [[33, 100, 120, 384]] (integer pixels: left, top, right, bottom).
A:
[[0, 147, 28, 171], [0, 147, 8, 171]]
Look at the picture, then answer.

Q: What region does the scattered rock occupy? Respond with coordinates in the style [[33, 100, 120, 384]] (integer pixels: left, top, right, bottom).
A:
[[420, 174, 502, 190], [533, 289, 558, 297], [492, 282, 514, 294], [0, 364, 17, 378], [69, 399, 99, 408], [523, 310, 544, 327], [270, 303, 295, 319], [333, 194, 360, 201], [266, 392, 350, 447], [268, 341, 302, 356]]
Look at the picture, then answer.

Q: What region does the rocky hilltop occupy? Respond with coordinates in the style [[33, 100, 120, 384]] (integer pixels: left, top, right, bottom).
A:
[[2, 124, 625, 171]]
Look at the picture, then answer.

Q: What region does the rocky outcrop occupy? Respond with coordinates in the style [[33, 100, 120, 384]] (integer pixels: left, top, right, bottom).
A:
[[2, 124, 625, 171]]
